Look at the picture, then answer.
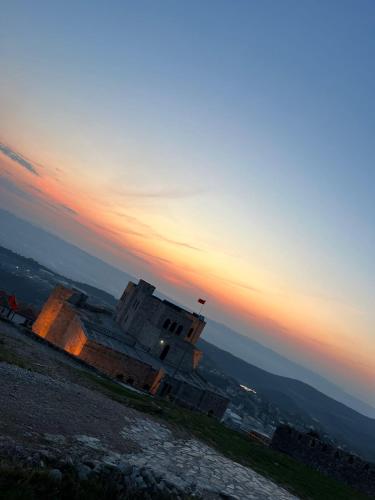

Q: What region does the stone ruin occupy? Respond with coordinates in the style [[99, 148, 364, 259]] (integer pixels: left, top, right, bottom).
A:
[[271, 424, 375, 497]]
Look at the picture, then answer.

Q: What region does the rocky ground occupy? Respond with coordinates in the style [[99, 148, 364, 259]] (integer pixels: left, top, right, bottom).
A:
[[0, 320, 296, 499]]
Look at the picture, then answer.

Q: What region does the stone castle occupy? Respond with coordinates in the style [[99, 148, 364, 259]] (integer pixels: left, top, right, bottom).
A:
[[271, 425, 375, 497], [32, 279, 228, 418]]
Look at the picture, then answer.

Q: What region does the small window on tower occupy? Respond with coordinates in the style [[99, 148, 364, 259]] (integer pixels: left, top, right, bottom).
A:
[[176, 325, 183, 335], [187, 327, 194, 338], [170, 322, 177, 333], [163, 319, 171, 329]]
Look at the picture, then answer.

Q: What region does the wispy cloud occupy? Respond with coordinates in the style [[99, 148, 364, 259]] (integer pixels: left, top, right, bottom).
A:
[[113, 210, 203, 252], [58, 203, 78, 216], [219, 276, 261, 293], [114, 186, 204, 199], [157, 234, 202, 251], [0, 174, 78, 217], [0, 175, 36, 202], [0, 143, 40, 176]]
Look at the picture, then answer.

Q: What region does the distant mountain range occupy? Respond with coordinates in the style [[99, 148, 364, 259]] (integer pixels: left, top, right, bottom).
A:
[[0, 208, 133, 296], [202, 320, 375, 419], [0, 207, 374, 425]]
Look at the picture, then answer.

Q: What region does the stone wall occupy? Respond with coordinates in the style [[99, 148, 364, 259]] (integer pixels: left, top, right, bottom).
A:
[[116, 280, 156, 335], [63, 316, 88, 356], [32, 286, 74, 339], [116, 279, 206, 348], [196, 389, 229, 419], [271, 425, 375, 497], [79, 340, 164, 394], [32, 287, 87, 356], [158, 377, 229, 419], [149, 332, 197, 372]]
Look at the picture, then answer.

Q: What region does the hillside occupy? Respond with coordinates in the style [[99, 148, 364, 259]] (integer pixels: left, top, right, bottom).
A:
[[202, 319, 375, 419], [198, 339, 375, 461], [0, 208, 133, 297]]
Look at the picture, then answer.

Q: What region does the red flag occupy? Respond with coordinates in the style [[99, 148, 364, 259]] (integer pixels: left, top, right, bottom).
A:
[[198, 298, 206, 305], [8, 295, 18, 311]]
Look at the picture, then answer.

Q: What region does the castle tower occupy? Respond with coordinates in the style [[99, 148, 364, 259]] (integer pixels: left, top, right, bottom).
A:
[[115, 279, 205, 372]]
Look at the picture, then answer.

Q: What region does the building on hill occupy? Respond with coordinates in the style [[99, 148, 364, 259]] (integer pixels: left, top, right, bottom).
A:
[[116, 280, 205, 372], [32, 280, 229, 418]]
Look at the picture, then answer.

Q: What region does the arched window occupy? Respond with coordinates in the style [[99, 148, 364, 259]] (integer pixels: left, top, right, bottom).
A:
[[187, 327, 194, 338], [163, 318, 171, 329], [160, 383, 172, 397], [170, 322, 177, 333], [160, 344, 170, 360], [176, 325, 183, 335], [116, 374, 124, 381]]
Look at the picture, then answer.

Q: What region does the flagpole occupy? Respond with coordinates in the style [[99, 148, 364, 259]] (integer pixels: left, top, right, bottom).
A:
[[197, 298, 206, 316]]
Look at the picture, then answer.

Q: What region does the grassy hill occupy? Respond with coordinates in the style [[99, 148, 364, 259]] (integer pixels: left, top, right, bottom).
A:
[[198, 339, 375, 462]]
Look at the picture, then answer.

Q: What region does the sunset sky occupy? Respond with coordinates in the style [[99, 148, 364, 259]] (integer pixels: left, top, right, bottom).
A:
[[1, 1, 374, 406]]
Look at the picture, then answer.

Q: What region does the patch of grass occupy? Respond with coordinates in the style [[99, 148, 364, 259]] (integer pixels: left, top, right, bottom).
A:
[[0, 339, 29, 370], [79, 371, 368, 500]]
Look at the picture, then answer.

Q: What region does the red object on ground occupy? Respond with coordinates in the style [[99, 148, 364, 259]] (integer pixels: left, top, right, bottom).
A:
[[8, 295, 18, 311]]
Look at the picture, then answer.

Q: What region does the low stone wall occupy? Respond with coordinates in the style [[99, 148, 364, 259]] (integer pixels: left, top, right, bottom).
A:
[[159, 377, 229, 419], [197, 388, 229, 419], [271, 425, 375, 497], [79, 340, 163, 394]]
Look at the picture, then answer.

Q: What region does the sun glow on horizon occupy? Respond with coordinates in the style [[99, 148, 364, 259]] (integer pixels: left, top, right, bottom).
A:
[[1, 143, 374, 404]]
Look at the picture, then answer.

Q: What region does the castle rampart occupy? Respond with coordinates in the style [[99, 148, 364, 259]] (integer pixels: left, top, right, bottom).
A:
[[271, 425, 375, 497], [32, 280, 228, 418]]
